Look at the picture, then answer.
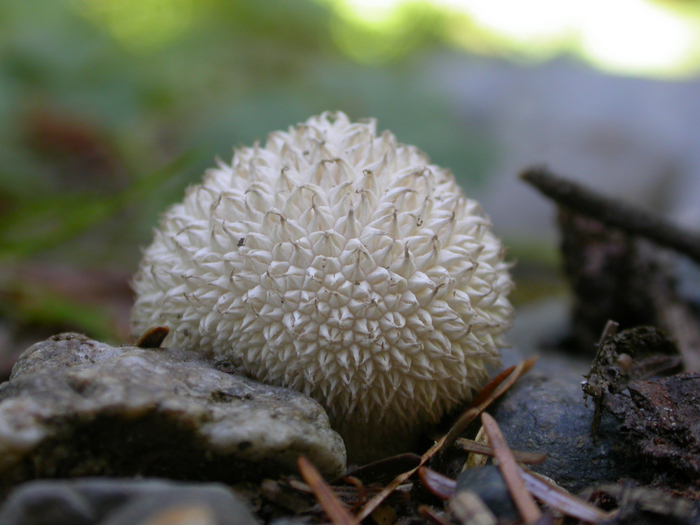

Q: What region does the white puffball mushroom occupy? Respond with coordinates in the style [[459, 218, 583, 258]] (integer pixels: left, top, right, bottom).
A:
[[131, 112, 514, 463]]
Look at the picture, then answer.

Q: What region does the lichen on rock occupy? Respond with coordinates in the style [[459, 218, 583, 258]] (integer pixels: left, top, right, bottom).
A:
[[0, 334, 345, 494]]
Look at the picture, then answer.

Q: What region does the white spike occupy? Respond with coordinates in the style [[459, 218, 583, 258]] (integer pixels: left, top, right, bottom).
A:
[[131, 112, 514, 465]]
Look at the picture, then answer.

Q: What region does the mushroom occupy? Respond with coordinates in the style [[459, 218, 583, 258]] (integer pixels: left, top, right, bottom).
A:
[[131, 112, 514, 463]]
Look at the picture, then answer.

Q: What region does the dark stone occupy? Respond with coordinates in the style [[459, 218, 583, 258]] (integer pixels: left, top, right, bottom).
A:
[[454, 465, 519, 522], [491, 357, 636, 493]]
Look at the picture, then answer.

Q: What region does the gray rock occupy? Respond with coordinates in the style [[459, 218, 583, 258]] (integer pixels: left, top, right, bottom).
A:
[[454, 465, 519, 523], [0, 478, 257, 525], [0, 333, 346, 494], [491, 355, 635, 493], [267, 519, 311, 525]]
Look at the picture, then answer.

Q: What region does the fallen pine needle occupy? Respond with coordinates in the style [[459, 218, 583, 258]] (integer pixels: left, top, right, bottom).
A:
[[440, 356, 538, 453], [521, 468, 612, 523], [343, 476, 368, 513], [455, 438, 547, 464], [418, 505, 454, 525], [418, 467, 457, 500], [481, 412, 542, 524], [470, 365, 516, 407], [297, 456, 358, 525], [356, 357, 537, 521]]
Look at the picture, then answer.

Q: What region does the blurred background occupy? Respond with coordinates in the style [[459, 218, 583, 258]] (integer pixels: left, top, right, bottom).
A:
[[2, 0, 700, 367]]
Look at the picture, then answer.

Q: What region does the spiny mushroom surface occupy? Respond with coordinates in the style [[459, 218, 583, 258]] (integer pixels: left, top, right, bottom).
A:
[[131, 112, 514, 463]]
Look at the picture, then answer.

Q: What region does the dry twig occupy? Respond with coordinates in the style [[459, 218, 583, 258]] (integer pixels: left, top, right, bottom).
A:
[[440, 364, 517, 453], [297, 456, 358, 525], [416, 459, 613, 523], [583, 320, 619, 435], [455, 438, 547, 465], [521, 166, 700, 265], [356, 357, 537, 521], [521, 468, 613, 523], [342, 476, 368, 513], [481, 412, 542, 524], [418, 467, 457, 500]]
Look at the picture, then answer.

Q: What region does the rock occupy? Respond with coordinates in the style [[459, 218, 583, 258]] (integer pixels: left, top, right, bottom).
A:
[[0, 333, 346, 494], [491, 355, 636, 493], [604, 373, 700, 486], [0, 478, 257, 525], [453, 465, 519, 523]]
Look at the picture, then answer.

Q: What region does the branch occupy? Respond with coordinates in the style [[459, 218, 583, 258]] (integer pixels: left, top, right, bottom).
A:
[[521, 166, 700, 265]]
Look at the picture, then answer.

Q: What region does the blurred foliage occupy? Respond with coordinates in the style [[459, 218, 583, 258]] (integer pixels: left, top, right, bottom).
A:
[[0, 282, 116, 342], [0, 151, 197, 260], [0, 0, 498, 342], [323, 0, 700, 77]]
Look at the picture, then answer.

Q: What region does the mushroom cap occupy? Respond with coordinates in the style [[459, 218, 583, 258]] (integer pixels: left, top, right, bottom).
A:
[[131, 112, 514, 462]]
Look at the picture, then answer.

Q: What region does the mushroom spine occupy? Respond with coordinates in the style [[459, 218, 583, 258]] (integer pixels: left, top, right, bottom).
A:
[[131, 112, 514, 462]]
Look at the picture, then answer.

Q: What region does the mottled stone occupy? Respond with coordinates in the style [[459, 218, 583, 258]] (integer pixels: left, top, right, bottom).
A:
[[0, 478, 256, 525], [0, 333, 346, 494]]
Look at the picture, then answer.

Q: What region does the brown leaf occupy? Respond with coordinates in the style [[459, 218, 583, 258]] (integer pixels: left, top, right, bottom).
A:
[[136, 326, 170, 348]]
